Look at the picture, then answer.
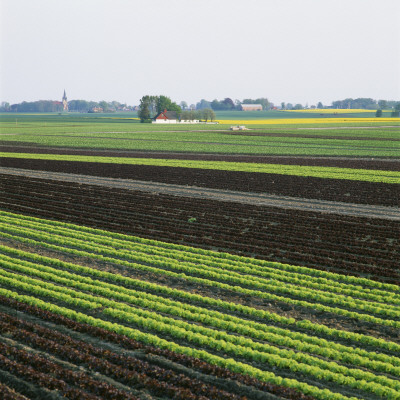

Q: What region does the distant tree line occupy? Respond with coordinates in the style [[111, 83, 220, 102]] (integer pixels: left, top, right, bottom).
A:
[[279, 98, 400, 112], [195, 97, 271, 111], [330, 98, 399, 110], [3, 100, 64, 113], [69, 100, 132, 113], [2, 97, 399, 115], [0, 100, 133, 113]]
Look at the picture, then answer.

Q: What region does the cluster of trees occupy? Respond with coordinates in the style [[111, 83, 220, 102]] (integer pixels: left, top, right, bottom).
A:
[[69, 100, 131, 113], [195, 97, 271, 111], [378, 103, 400, 117], [180, 108, 216, 122], [280, 102, 306, 110], [138, 95, 182, 122], [138, 95, 216, 122], [330, 98, 400, 110]]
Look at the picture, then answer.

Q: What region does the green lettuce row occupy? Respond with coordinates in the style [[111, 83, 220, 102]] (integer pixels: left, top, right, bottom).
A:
[[2, 210, 397, 293], [5, 214, 398, 306], [0, 267, 398, 397], [1, 220, 398, 320], [2, 246, 399, 365], [2, 229, 400, 353], [1, 223, 399, 326], [0, 287, 360, 400], [2, 249, 399, 375]]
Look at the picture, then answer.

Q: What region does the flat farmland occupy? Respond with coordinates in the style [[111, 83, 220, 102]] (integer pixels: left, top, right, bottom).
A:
[[0, 114, 400, 400]]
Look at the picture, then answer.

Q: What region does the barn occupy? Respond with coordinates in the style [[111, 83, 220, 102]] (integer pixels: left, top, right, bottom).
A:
[[152, 109, 178, 123], [241, 104, 263, 111]]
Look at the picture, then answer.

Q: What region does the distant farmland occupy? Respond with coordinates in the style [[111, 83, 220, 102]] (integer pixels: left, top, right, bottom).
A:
[[0, 113, 399, 399]]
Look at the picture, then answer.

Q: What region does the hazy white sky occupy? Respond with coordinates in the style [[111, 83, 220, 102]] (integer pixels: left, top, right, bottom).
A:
[[1, 0, 399, 106]]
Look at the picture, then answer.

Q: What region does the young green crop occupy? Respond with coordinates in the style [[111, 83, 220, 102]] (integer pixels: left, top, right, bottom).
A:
[[2, 209, 400, 399], [0, 287, 362, 400], [1, 261, 399, 397], [2, 248, 400, 377], [2, 243, 399, 360], [2, 210, 397, 293], [5, 213, 398, 305], [1, 221, 399, 327]]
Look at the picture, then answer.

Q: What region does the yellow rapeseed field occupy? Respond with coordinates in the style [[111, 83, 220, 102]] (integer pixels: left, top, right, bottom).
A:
[[286, 109, 375, 113], [216, 118, 400, 125]]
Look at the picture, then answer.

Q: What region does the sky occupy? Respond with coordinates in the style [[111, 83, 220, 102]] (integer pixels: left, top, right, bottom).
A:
[[1, 0, 400, 107]]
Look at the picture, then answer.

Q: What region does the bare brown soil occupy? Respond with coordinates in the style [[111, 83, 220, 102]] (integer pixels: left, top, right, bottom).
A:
[[1, 157, 399, 207], [1, 174, 398, 286]]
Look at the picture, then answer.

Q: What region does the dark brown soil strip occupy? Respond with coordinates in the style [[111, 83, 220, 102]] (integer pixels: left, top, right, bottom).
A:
[[1, 175, 398, 286], [1, 158, 399, 207]]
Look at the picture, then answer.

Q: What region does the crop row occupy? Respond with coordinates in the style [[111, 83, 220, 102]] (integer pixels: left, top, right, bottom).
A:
[[3, 185, 396, 260], [0, 384, 28, 400], [0, 286, 363, 400], [0, 266, 399, 399], [1, 210, 397, 291], [1, 276, 399, 400], [4, 261, 400, 394], [0, 339, 140, 400], [3, 145, 400, 170], [0, 313, 245, 400], [2, 152, 400, 183], [2, 221, 399, 328], [0, 294, 315, 400], [1, 244, 399, 356], [2, 229, 397, 308], [2, 247, 400, 373], [2, 211, 398, 299], [3, 157, 399, 207], [1, 174, 398, 285]]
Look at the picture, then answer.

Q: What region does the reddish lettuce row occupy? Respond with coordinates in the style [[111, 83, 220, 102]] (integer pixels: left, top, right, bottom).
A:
[[0, 354, 99, 400], [0, 314, 244, 400], [0, 342, 139, 400], [0, 383, 29, 400], [0, 295, 316, 400]]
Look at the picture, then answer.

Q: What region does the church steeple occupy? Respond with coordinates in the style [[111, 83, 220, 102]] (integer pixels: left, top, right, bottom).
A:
[[62, 90, 68, 111]]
